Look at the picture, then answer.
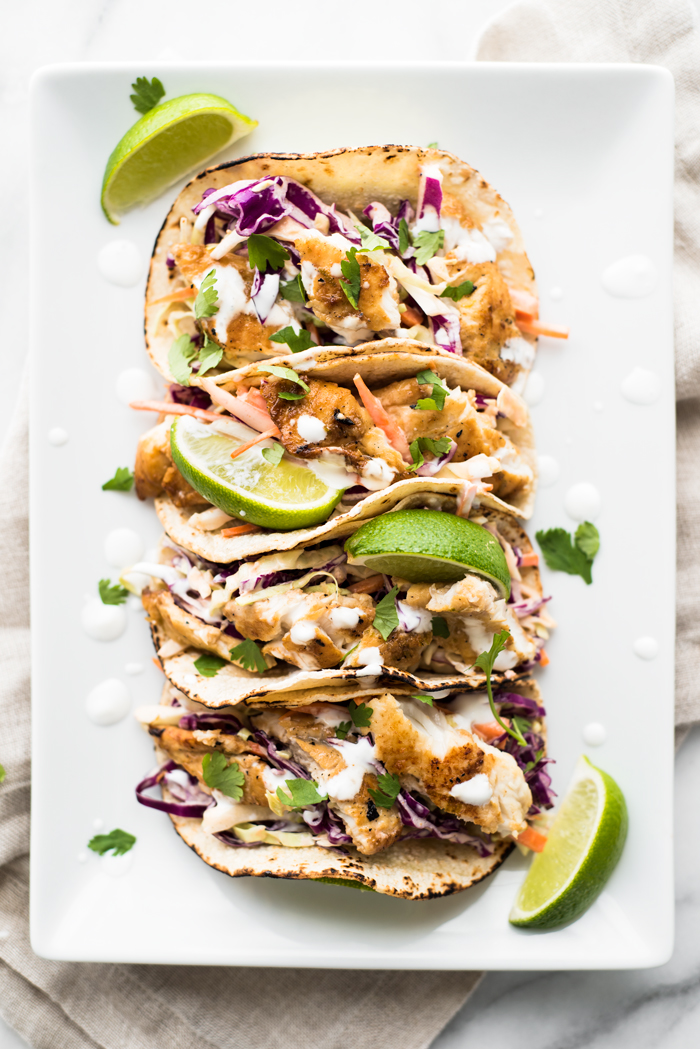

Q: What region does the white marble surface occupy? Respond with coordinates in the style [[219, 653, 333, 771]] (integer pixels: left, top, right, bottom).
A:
[[2, 0, 700, 1046]]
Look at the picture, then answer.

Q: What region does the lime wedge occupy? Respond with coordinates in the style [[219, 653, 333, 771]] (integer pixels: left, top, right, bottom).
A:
[[170, 415, 343, 530], [101, 93, 257, 223], [344, 509, 511, 598], [510, 756, 628, 930]]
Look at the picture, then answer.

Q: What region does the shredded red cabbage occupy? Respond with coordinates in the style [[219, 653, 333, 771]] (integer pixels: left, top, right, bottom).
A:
[[429, 311, 463, 356], [495, 692, 546, 718], [136, 760, 212, 818], [169, 384, 213, 410], [252, 729, 310, 780], [396, 790, 493, 856], [178, 711, 243, 733]]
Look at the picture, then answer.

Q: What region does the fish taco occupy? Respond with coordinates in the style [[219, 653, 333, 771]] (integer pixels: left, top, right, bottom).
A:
[[124, 500, 553, 709], [146, 145, 548, 390], [135, 676, 553, 899]]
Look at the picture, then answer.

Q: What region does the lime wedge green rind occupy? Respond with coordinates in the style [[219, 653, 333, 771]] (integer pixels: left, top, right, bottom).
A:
[[509, 756, 628, 930], [101, 92, 257, 223], [170, 415, 343, 531], [316, 877, 375, 892], [344, 509, 511, 599]]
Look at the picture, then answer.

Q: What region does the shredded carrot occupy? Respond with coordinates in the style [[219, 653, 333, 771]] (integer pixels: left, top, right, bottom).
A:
[[517, 319, 569, 339], [519, 551, 539, 567], [239, 387, 270, 414], [508, 287, 539, 318], [229, 428, 278, 460], [472, 721, 507, 743], [150, 287, 196, 306], [347, 574, 385, 594], [538, 650, 550, 668], [130, 399, 223, 423], [515, 307, 537, 323], [199, 377, 280, 435], [221, 523, 263, 537], [400, 306, 424, 327], [518, 826, 548, 852], [152, 657, 163, 672], [353, 373, 412, 463]]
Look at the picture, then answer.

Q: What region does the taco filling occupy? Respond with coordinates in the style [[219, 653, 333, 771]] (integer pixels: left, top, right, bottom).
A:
[[135, 682, 554, 868]]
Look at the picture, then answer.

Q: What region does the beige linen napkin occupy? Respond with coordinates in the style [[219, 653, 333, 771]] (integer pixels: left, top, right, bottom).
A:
[[0, 377, 480, 1046], [478, 0, 700, 732]]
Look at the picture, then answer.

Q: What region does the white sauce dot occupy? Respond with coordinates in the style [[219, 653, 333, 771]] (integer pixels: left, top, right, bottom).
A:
[[583, 722, 607, 746], [593, 401, 604, 412], [522, 371, 545, 407], [533, 208, 544, 219], [97, 240, 144, 288], [564, 482, 601, 522], [77, 852, 88, 864], [81, 599, 127, 642], [93, 818, 104, 830], [48, 427, 68, 446], [290, 620, 318, 645], [537, 455, 560, 487], [125, 662, 144, 675], [549, 287, 564, 301], [620, 367, 661, 406], [601, 254, 657, 298], [450, 773, 493, 806], [633, 636, 659, 660], [104, 528, 144, 568], [116, 367, 158, 405], [85, 679, 131, 725], [297, 415, 328, 443]]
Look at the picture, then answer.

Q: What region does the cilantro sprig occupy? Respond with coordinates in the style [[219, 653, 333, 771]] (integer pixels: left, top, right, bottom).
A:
[[415, 369, 448, 411], [334, 721, 351, 740], [194, 269, 219, 320], [102, 467, 134, 492], [340, 247, 362, 310], [536, 522, 600, 585], [368, 771, 401, 809], [88, 828, 136, 856], [440, 280, 475, 302], [280, 274, 306, 302], [194, 653, 227, 678], [0, 763, 5, 784], [269, 326, 315, 353], [98, 579, 128, 606], [412, 694, 434, 706], [261, 443, 284, 466], [356, 224, 391, 251], [373, 586, 399, 640], [348, 699, 373, 728], [409, 436, 452, 471], [247, 234, 290, 274], [431, 616, 450, 639], [412, 229, 445, 266], [398, 218, 412, 256], [130, 76, 165, 115], [168, 333, 223, 387], [260, 364, 310, 402], [202, 752, 245, 800], [230, 637, 268, 673], [276, 778, 325, 809], [474, 631, 528, 747]]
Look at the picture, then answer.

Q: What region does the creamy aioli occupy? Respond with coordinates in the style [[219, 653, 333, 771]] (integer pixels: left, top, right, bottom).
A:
[[324, 736, 378, 800], [85, 679, 130, 725], [81, 599, 127, 642], [601, 254, 657, 298], [564, 482, 601, 522], [97, 240, 143, 287], [48, 428, 68, 446], [104, 528, 144, 569], [296, 415, 327, 443], [450, 773, 494, 806], [620, 367, 661, 405]]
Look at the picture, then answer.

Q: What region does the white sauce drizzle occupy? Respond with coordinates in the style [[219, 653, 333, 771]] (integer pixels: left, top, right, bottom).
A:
[[564, 483, 601, 522], [104, 528, 144, 569], [85, 679, 131, 725], [324, 736, 378, 801], [97, 240, 144, 288], [80, 599, 127, 642], [290, 620, 318, 645], [633, 636, 659, 660], [329, 606, 361, 630], [296, 415, 327, 443], [449, 773, 493, 806], [48, 428, 68, 446], [620, 367, 661, 405], [601, 254, 658, 298]]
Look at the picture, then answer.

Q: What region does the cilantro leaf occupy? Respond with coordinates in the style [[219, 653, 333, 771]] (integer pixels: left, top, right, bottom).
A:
[[535, 524, 598, 585], [168, 334, 197, 386], [261, 443, 284, 466], [98, 579, 128, 605], [260, 364, 309, 392], [427, 141, 438, 148], [415, 369, 448, 411], [412, 694, 434, 706], [413, 229, 445, 266], [197, 336, 224, 376], [524, 748, 544, 773], [247, 234, 290, 274], [409, 439, 424, 471], [269, 326, 315, 353], [440, 280, 475, 302], [88, 828, 136, 856], [356, 224, 391, 251], [193, 653, 227, 677], [334, 721, 351, 740], [230, 637, 268, 673], [348, 699, 373, 728], [280, 274, 307, 302], [194, 269, 219, 319], [276, 778, 325, 809], [202, 752, 245, 800], [575, 521, 600, 560], [409, 436, 452, 471], [368, 771, 401, 809], [340, 247, 362, 310], [398, 218, 412, 255], [0, 763, 5, 784], [130, 76, 165, 115], [474, 630, 527, 746], [102, 467, 134, 492], [373, 585, 399, 640], [431, 616, 450, 639]]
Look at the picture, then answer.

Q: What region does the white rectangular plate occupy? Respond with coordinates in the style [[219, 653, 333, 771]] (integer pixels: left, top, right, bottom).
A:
[[29, 61, 675, 968]]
